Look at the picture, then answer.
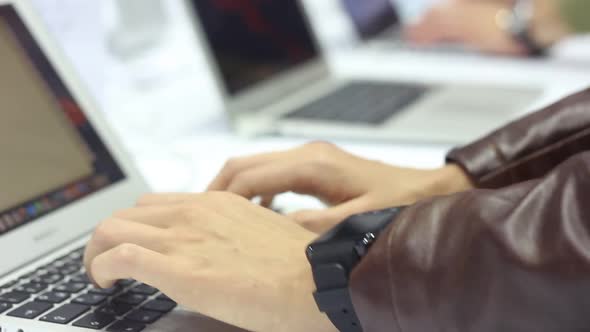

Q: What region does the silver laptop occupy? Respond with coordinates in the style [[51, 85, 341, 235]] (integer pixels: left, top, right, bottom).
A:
[[0, 1, 244, 331], [186, 0, 541, 143]]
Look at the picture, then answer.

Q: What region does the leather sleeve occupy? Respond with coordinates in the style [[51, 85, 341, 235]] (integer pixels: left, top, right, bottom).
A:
[[349, 151, 590, 332], [446, 87, 590, 188]]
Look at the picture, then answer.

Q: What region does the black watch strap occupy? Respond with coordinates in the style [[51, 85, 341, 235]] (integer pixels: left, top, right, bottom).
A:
[[307, 207, 404, 332], [312, 264, 363, 332]]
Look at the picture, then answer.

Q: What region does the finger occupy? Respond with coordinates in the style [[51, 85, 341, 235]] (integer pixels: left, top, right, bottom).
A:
[[207, 151, 289, 191], [287, 198, 372, 233], [84, 218, 171, 282], [136, 193, 202, 206], [225, 161, 317, 200], [90, 243, 186, 292]]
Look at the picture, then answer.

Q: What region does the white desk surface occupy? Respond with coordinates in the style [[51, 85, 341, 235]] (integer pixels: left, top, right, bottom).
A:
[[101, 1, 590, 205]]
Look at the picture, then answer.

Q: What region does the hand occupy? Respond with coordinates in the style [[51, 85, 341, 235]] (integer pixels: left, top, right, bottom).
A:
[[208, 142, 473, 233], [405, 0, 528, 55], [84, 192, 336, 332]]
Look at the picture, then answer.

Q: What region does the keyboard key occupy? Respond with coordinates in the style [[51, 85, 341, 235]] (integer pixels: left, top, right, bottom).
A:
[[129, 284, 157, 295], [52, 260, 68, 269], [72, 293, 107, 306], [32, 273, 63, 284], [97, 302, 134, 316], [141, 299, 176, 313], [37, 291, 70, 304], [73, 312, 116, 329], [40, 303, 90, 324], [7, 301, 53, 319], [88, 285, 120, 296], [70, 273, 91, 283], [37, 267, 61, 276], [15, 282, 47, 294], [116, 279, 136, 287], [156, 294, 174, 302], [69, 248, 85, 260], [19, 271, 37, 279], [107, 320, 146, 332], [54, 282, 87, 293], [0, 302, 12, 313], [0, 291, 30, 303], [126, 309, 162, 324], [60, 265, 81, 276], [114, 293, 146, 305]]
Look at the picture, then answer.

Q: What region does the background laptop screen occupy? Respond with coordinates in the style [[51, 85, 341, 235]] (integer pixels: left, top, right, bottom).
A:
[[189, 0, 319, 95], [0, 5, 125, 236], [341, 0, 400, 40]]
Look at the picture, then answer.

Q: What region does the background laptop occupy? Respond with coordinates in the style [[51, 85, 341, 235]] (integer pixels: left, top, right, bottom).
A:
[[186, 0, 541, 143], [0, 1, 244, 331]]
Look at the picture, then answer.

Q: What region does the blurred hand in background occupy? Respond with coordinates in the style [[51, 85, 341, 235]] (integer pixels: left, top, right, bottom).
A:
[[405, 0, 572, 55]]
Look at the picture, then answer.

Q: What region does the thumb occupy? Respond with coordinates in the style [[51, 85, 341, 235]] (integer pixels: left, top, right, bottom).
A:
[[287, 198, 371, 233]]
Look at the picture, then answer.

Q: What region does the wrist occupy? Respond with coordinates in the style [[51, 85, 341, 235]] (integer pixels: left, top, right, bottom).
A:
[[530, 0, 570, 48], [427, 164, 474, 196], [280, 249, 337, 332]]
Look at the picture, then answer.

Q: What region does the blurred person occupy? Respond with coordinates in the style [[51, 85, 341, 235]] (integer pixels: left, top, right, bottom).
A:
[[407, 0, 590, 55], [84, 87, 590, 332]]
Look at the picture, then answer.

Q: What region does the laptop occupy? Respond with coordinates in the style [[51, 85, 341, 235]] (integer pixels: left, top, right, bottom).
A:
[[186, 0, 541, 143], [0, 1, 244, 331], [339, 0, 470, 53]]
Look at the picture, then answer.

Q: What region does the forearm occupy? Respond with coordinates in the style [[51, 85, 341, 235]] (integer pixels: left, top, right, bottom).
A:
[[447, 87, 590, 188], [350, 151, 590, 332]]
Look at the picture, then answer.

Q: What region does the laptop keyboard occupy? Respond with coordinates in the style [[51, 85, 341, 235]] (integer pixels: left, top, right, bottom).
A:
[[0, 246, 176, 331], [283, 82, 428, 125]]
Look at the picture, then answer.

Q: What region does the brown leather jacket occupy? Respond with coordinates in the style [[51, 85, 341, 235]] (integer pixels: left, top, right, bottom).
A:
[[350, 88, 590, 332]]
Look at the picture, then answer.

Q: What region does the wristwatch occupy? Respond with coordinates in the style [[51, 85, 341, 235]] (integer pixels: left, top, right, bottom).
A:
[[306, 207, 405, 332], [497, 0, 546, 56]]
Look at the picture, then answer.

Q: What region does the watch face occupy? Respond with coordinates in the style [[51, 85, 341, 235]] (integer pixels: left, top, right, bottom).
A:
[[307, 207, 404, 267]]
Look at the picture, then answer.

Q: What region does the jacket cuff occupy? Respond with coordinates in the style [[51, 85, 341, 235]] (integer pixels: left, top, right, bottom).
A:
[[446, 87, 590, 189]]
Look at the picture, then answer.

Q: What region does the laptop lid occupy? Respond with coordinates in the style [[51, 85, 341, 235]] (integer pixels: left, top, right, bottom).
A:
[[340, 0, 401, 40], [0, 0, 149, 277], [184, 0, 330, 116]]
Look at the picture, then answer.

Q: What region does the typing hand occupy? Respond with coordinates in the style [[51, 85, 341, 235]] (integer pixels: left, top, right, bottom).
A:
[[84, 192, 336, 332], [405, 0, 527, 55], [208, 142, 472, 233]]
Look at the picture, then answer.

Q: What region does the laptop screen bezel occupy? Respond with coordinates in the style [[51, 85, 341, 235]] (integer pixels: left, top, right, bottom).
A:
[[182, 0, 332, 120], [0, 0, 150, 278]]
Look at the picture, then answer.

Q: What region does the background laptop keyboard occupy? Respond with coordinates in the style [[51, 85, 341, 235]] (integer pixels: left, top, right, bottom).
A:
[[0, 246, 176, 331], [283, 82, 428, 125]]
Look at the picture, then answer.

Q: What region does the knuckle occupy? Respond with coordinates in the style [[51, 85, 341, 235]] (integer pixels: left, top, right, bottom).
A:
[[305, 140, 334, 150], [93, 219, 117, 244], [113, 243, 140, 265], [208, 190, 241, 201]]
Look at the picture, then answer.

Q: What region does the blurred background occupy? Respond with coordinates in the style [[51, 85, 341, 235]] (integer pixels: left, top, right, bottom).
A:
[[29, 0, 590, 208]]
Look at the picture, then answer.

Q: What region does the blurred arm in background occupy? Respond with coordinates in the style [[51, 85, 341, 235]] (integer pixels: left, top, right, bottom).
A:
[[406, 0, 590, 56]]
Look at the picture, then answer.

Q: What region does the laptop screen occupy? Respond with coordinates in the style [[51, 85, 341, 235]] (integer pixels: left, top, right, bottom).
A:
[[340, 0, 400, 40], [188, 0, 320, 95], [0, 5, 125, 236]]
